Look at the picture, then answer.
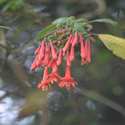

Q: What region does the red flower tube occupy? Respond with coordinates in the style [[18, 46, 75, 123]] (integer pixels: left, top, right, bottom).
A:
[[57, 49, 63, 66], [63, 34, 72, 55], [71, 32, 78, 47], [50, 42, 57, 59], [59, 65, 77, 89], [69, 46, 75, 62]]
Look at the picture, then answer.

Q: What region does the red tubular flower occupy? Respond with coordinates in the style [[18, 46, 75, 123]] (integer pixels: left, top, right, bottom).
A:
[[69, 46, 75, 61], [38, 60, 61, 90], [48, 66, 60, 84], [37, 81, 50, 91], [59, 65, 77, 89], [58, 52, 76, 89], [37, 67, 50, 90], [35, 41, 45, 56], [47, 59, 61, 84], [63, 34, 72, 55], [35, 45, 41, 55], [31, 62, 36, 71], [85, 41, 91, 63], [31, 54, 44, 70], [37, 41, 45, 60], [31, 56, 40, 70], [31, 42, 46, 70], [71, 32, 78, 47], [31, 21, 93, 91], [42, 43, 51, 66], [66, 51, 71, 66], [79, 34, 86, 65], [50, 42, 57, 59], [41, 67, 49, 80], [57, 49, 63, 66]]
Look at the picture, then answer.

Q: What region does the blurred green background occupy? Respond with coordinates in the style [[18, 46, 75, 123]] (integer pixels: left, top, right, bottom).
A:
[[0, 0, 125, 125]]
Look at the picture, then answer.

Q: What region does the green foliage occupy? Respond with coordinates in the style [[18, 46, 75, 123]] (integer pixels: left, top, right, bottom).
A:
[[36, 16, 117, 42], [35, 16, 125, 67], [90, 18, 117, 26], [53, 16, 88, 30], [0, 25, 10, 30], [0, 0, 25, 12], [36, 24, 57, 41], [0, 0, 7, 4], [98, 34, 125, 60], [36, 17, 89, 41], [53, 17, 69, 25]]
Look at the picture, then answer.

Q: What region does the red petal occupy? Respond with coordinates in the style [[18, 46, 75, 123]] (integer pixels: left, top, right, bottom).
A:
[[63, 34, 72, 54], [50, 42, 57, 59], [66, 51, 71, 66], [35, 41, 45, 55], [71, 32, 78, 47], [80, 34, 86, 59], [86, 41, 91, 63], [37, 42, 45, 60], [69, 46, 75, 61], [57, 49, 63, 66], [37, 80, 50, 90], [42, 44, 50, 66], [43, 67, 49, 80], [65, 65, 71, 78]]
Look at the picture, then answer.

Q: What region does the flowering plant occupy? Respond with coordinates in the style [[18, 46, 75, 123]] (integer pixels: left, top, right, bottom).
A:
[[31, 16, 125, 91]]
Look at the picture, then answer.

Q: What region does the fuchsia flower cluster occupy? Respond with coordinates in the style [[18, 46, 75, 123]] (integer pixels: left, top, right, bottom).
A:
[[31, 32, 91, 90]]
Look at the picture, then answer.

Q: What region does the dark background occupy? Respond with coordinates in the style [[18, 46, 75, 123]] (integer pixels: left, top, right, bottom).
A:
[[0, 0, 125, 125]]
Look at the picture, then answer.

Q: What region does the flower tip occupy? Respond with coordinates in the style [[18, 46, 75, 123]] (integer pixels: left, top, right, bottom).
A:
[[37, 82, 49, 91], [37, 83, 42, 89], [31, 63, 36, 71]]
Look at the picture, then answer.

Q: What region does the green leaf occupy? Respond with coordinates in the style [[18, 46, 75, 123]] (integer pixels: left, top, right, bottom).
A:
[[36, 24, 57, 41], [76, 18, 88, 23], [90, 18, 117, 26], [52, 17, 67, 25], [0, 25, 11, 30], [74, 23, 85, 32], [53, 16, 75, 26], [98, 34, 125, 59]]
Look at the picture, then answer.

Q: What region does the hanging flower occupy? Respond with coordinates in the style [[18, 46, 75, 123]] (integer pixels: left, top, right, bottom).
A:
[[31, 17, 94, 91], [47, 59, 61, 84], [85, 40, 91, 63], [37, 66, 50, 90], [59, 65, 77, 89], [50, 42, 57, 59], [57, 49, 63, 66], [79, 34, 92, 64], [31, 41, 46, 70], [69, 45, 75, 61], [79, 34, 86, 64], [63, 34, 72, 55], [71, 32, 78, 47]]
